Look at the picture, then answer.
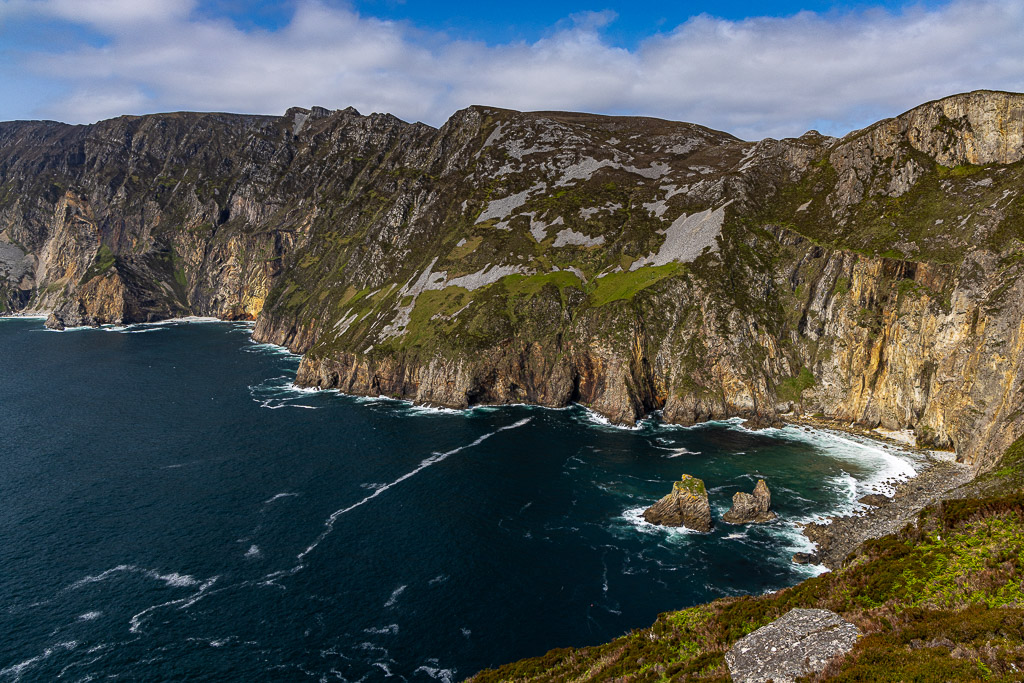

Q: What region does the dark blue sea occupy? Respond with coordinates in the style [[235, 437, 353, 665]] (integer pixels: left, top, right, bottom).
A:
[[0, 318, 921, 682]]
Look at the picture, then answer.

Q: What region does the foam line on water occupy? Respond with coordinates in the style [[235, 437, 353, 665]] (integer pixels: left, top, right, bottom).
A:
[[67, 565, 199, 591], [0, 640, 79, 679], [297, 417, 533, 561], [384, 585, 407, 608], [128, 577, 219, 634], [264, 492, 299, 504]]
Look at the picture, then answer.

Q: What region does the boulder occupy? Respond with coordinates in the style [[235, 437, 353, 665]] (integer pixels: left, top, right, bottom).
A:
[[742, 413, 785, 429], [858, 493, 890, 507], [725, 608, 861, 683], [723, 479, 777, 524], [642, 474, 712, 532]]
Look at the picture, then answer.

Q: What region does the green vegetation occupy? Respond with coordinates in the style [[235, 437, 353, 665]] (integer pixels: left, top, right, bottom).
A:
[[673, 475, 707, 497], [80, 244, 117, 283], [764, 149, 1024, 264], [936, 164, 985, 178], [587, 264, 682, 307], [471, 439, 1024, 682], [776, 367, 816, 403]]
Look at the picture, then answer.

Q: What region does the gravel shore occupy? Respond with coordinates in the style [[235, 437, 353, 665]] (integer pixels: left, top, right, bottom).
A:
[[796, 457, 974, 569]]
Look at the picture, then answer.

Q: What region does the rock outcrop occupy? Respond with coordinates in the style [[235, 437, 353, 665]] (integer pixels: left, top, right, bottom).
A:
[[722, 479, 777, 524], [2, 91, 1024, 471], [642, 475, 712, 532], [724, 608, 861, 683]]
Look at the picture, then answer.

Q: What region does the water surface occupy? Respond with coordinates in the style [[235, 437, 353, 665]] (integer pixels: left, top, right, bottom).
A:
[[0, 319, 919, 681]]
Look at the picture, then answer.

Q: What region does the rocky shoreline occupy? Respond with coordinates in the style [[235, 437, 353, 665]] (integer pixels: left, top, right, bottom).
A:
[[796, 455, 974, 569]]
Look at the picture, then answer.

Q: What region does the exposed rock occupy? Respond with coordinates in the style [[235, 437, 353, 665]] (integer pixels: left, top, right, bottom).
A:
[[723, 479, 778, 524], [741, 414, 786, 430], [2, 91, 1024, 472], [642, 475, 712, 532], [724, 608, 861, 683], [799, 460, 973, 568], [858, 493, 890, 507]]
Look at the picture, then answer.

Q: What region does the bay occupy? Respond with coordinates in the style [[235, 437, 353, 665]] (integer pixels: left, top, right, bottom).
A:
[[0, 319, 919, 681]]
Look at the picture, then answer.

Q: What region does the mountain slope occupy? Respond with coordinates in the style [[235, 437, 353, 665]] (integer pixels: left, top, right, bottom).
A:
[[1, 91, 1023, 468]]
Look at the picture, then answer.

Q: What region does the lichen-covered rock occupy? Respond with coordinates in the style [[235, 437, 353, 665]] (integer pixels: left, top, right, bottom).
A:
[[725, 608, 861, 683], [642, 475, 712, 532], [723, 479, 777, 524]]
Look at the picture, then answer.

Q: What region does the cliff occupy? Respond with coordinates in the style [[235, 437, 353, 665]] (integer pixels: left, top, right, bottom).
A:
[[2, 91, 1023, 469]]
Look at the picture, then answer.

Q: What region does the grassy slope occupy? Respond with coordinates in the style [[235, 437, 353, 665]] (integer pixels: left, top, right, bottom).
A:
[[470, 440, 1024, 682]]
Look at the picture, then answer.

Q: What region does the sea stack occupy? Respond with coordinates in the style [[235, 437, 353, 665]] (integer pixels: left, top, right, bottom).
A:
[[643, 474, 712, 532], [723, 479, 778, 524]]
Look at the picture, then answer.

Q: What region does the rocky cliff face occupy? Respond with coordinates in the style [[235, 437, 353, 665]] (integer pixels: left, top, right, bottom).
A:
[[2, 91, 1023, 470]]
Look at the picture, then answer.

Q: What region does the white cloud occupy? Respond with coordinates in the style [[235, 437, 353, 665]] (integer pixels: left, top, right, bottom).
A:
[[7, 0, 1024, 139], [1, 0, 195, 27]]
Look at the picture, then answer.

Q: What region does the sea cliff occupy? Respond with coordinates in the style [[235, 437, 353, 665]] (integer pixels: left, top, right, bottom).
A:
[[2, 91, 1023, 469]]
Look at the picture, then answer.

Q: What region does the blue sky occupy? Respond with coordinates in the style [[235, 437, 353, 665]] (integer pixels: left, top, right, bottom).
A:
[[196, 1, 950, 45], [0, 0, 1020, 139]]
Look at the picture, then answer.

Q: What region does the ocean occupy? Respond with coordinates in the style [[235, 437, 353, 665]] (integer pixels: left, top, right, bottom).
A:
[[0, 318, 921, 681]]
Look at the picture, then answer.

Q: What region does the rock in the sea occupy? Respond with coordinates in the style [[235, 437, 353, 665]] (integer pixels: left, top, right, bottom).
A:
[[642, 474, 712, 532], [725, 608, 861, 683], [723, 479, 777, 524]]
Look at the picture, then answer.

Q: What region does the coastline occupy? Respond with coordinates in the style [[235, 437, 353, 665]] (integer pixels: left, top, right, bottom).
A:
[[734, 413, 975, 571], [4, 312, 979, 573], [795, 453, 973, 569]]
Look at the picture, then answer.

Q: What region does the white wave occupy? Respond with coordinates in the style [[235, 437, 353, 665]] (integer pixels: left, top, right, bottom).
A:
[[137, 316, 224, 326], [77, 611, 102, 621], [403, 403, 468, 416], [297, 417, 533, 561], [384, 585, 407, 608], [460, 627, 471, 637], [762, 424, 922, 515], [245, 545, 261, 558], [244, 342, 300, 357], [0, 641, 78, 679], [117, 326, 167, 334], [415, 665, 456, 682], [0, 314, 49, 320], [619, 506, 700, 537], [156, 572, 199, 588], [38, 325, 94, 333], [263, 492, 299, 504], [575, 406, 643, 430], [364, 624, 399, 635], [662, 447, 701, 458], [769, 519, 831, 577], [250, 376, 325, 410], [428, 575, 448, 585]]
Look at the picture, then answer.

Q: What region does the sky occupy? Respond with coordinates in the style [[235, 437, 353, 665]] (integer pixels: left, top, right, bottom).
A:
[[0, 0, 1021, 139]]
